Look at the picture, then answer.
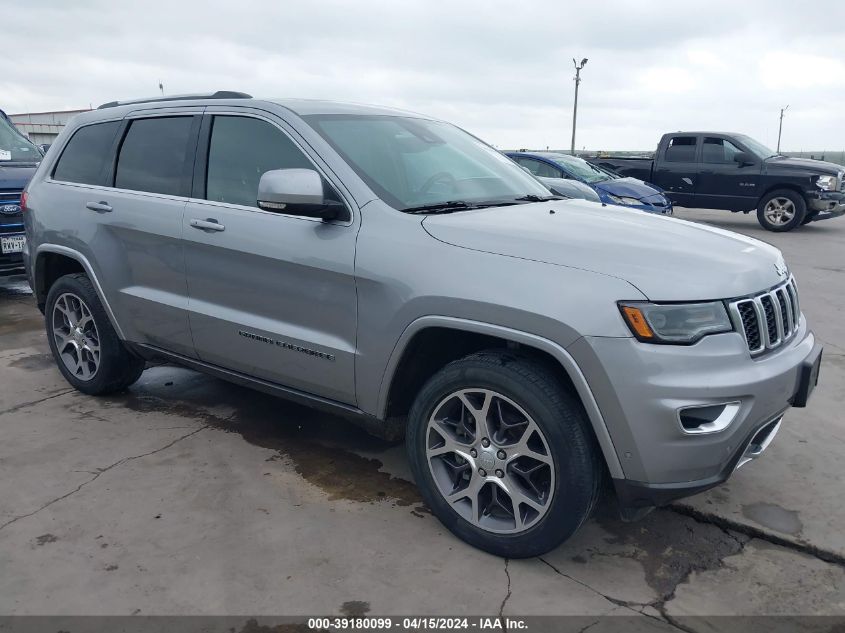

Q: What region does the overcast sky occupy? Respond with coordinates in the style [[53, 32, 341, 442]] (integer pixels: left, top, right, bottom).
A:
[[3, 0, 843, 151]]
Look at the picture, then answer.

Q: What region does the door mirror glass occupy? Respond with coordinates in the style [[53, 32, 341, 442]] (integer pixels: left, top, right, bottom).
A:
[[257, 168, 349, 221], [733, 151, 755, 166]]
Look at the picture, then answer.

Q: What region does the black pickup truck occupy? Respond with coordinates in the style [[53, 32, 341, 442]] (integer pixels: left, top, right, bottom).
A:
[[588, 132, 845, 232]]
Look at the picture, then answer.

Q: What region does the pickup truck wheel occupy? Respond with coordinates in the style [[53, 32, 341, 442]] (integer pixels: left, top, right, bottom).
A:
[[757, 190, 807, 232], [45, 273, 145, 395], [406, 350, 600, 557]]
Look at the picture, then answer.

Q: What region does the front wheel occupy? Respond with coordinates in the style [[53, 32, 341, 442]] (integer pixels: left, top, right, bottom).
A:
[[757, 189, 807, 232], [406, 350, 601, 557]]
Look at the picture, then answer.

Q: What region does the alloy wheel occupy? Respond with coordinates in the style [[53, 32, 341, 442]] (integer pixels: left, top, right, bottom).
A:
[[763, 197, 796, 225], [425, 388, 555, 534], [52, 292, 101, 381]]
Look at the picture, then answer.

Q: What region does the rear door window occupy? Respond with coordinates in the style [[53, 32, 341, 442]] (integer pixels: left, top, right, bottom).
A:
[[664, 136, 698, 163], [52, 121, 121, 185], [115, 117, 194, 196]]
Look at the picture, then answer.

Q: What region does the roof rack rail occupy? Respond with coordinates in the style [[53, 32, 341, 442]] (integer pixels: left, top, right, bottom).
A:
[[97, 91, 252, 110]]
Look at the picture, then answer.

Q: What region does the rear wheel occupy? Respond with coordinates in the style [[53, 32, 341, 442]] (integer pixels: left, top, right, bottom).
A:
[[757, 189, 806, 232], [406, 350, 601, 557], [45, 273, 145, 395]]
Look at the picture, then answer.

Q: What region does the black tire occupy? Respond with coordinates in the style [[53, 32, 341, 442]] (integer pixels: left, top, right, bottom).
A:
[[406, 350, 602, 557], [45, 273, 145, 395], [756, 189, 807, 232]]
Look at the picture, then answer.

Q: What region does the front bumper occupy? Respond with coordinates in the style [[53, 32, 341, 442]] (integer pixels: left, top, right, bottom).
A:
[[613, 413, 784, 508], [569, 320, 817, 505], [807, 190, 845, 220]]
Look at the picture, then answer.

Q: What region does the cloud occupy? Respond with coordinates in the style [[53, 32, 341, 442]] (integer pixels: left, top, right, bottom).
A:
[[1, 0, 843, 150]]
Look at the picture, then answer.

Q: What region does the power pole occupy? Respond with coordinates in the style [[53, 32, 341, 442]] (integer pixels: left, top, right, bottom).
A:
[[777, 105, 789, 153], [159, 81, 164, 96], [570, 57, 588, 155]]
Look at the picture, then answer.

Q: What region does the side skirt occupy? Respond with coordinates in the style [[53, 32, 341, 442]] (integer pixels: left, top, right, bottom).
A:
[[129, 343, 404, 441]]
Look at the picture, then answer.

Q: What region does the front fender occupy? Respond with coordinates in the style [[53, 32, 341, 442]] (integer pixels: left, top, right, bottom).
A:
[[376, 315, 625, 479]]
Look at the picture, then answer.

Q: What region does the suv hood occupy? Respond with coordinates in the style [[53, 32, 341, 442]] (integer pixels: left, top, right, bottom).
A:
[[593, 177, 661, 200], [422, 200, 786, 301], [765, 155, 843, 176]]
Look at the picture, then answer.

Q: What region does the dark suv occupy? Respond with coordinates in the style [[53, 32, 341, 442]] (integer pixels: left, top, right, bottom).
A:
[[0, 109, 40, 276]]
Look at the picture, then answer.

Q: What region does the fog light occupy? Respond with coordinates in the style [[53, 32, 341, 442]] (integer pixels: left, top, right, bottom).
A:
[[678, 402, 741, 434]]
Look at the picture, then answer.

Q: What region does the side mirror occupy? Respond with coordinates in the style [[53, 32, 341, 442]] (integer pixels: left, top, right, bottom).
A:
[[733, 151, 755, 166], [38, 144, 51, 154], [257, 168, 349, 222]]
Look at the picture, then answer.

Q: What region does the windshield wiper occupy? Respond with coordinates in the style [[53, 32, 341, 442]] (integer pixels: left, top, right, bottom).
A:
[[403, 200, 522, 214], [403, 200, 476, 214], [514, 194, 565, 202]]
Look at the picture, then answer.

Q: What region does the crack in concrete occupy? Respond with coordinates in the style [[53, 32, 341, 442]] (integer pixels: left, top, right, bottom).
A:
[[669, 503, 845, 568], [497, 558, 511, 625], [0, 425, 209, 533], [537, 557, 689, 630], [574, 619, 600, 633], [0, 388, 75, 416]]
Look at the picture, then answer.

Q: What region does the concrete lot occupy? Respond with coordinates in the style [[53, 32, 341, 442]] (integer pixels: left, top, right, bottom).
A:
[[1, 208, 844, 628]]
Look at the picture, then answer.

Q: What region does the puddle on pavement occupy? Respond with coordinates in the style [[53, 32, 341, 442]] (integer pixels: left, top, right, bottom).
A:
[[741, 502, 803, 536], [9, 352, 54, 371], [104, 367, 421, 507], [594, 503, 749, 599], [0, 278, 32, 298], [0, 283, 42, 336], [340, 601, 371, 616]]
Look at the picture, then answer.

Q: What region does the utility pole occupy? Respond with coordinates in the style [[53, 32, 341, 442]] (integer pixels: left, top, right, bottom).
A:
[[159, 81, 164, 96], [570, 57, 588, 155], [777, 105, 789, 153]]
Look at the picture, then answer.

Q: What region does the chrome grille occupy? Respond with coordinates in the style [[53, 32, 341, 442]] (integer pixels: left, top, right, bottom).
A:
[[0, 190, 22, 204], [729, 278, 800, 356]]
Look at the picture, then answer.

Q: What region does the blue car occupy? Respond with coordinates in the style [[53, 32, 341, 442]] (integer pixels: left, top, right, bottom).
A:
[[506, 150, 673, 215]]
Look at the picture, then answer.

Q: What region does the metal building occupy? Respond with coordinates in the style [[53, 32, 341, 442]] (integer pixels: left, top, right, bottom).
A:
[[9, 109, 90, 147]]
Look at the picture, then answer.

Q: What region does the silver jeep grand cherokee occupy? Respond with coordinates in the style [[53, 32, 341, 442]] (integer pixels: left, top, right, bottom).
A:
[[22, 92, 822, 557]]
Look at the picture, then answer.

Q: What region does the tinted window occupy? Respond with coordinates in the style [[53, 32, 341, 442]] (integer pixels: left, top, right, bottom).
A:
[[702, 137, 743, 164], [516, 157, 561, 179], [53, 121, 120, 185], [206, 116, 312, 207], [115, 117, 194, 195], [664, 136, 697, 163]]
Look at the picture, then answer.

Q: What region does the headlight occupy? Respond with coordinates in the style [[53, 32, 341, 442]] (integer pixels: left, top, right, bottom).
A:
[[607, 194, 642, 206], [618, 301, 733, 344], [815, 175, 839, 191]]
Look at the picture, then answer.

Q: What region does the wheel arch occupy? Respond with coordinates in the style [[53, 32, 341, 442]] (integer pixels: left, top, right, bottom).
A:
[[34, 244, 126, 339], [757, 183, 807, 205], [377, 316, 625, 479]]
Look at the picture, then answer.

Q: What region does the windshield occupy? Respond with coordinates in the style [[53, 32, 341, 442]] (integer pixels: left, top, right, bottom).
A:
[[0, 114, 41, 163], [734, 135, 777, 160], [546, 153, 611, 184], [304, 114, 550, 211]]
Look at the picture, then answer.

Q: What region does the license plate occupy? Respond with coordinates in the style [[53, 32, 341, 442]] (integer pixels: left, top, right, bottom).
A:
[[0, 234, 25, 254], [793, 344, 822, 407]]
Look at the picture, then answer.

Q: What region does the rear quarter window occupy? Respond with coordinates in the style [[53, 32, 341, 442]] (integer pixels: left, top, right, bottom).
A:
[[52, 121, 121, 185]]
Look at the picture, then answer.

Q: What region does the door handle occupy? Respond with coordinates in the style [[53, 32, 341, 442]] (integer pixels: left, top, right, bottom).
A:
[[190, 218, 225, 232], [85, 201, 113, 213]]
